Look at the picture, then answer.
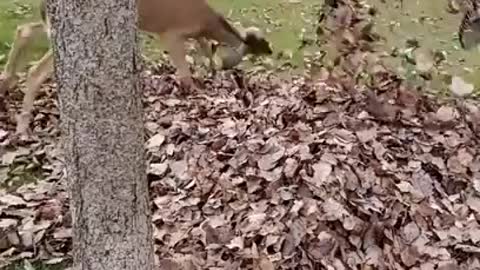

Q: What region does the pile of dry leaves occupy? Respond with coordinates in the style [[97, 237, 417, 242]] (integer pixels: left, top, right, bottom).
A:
[[2, 0, 480, 269]]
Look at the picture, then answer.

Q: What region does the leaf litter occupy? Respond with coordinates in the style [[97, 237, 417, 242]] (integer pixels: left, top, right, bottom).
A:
[[1, 0, 480, 269]]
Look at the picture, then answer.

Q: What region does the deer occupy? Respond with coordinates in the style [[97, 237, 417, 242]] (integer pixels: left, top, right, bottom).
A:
[[0, 0, 273, 137]]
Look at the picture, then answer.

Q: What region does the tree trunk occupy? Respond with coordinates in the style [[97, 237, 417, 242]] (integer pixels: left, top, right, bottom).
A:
[[46, 0, 154, 269]]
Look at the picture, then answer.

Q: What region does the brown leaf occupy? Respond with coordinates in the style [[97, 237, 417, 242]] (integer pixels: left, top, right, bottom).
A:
[[312, 161, 333, 184], [149, 163, 169, 177], [257, 146, 285, 171], [253, 256, 275, 270], [146, 133, 166, 149], [435, 106, 457, 122], [356, 127, 377, 143], [0, 194, 26, 206], [402, 222, 420, 243]]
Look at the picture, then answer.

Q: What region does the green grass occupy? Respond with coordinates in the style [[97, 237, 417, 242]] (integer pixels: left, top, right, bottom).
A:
[[368, 0, 480, 90], [211, 0, 320, 62], [4, 260, 68, 270], [0, 0, 320, 72], [1, 0, 479, 88], [0, 0, 49, 67]]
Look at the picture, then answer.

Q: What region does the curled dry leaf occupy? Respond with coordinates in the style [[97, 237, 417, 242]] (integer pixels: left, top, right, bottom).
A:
[[257, 146, 285, 171], [450, 76, 474, 97], [253, 256, 275, 270], [435, 106, 457, 122], [0, 194, 26, 206], [147, 133, 166, 149], [149, 163, 169, 177]]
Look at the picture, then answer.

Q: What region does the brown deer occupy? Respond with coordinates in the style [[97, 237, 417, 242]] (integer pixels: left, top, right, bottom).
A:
[[0, 0, 272, 136]]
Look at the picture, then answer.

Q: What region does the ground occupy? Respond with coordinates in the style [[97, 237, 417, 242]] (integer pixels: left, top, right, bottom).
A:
[[1, 0, 479, 89], [1, 0, 480, 270]]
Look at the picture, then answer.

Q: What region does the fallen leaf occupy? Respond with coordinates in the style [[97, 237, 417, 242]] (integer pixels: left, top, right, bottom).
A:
[[147, 133, 166, 149], [0, 194, 26, 206], [450, 76, 474, 97]]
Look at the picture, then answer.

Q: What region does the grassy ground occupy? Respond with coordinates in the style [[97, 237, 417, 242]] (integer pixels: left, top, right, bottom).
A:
[[369, 0, 480, 92], [3, 259, 68, 270], [1, 0, 478, 90], [0, 0, 49, 66]]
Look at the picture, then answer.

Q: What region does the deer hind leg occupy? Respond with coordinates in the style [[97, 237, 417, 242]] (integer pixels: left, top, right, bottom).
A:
[[218, 46, 244, 70], [0, 22, 46, 97], [15, 49, 53, 136], [197, 37, 217, 71]]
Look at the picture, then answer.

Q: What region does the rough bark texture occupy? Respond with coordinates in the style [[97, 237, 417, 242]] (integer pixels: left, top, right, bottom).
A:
[[46, 0, 154, 269]]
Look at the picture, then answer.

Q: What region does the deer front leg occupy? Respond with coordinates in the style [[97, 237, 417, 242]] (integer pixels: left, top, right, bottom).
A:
[[15, 49, 53, 137], [163, 33, 198, 90], [0, 22, 46, 97]]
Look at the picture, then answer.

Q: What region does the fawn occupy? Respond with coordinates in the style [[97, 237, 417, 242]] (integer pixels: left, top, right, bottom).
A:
[[0, 0, 272, 136]]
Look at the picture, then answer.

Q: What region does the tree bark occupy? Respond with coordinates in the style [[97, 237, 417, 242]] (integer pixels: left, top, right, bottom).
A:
[[46, 0, 154, 270]]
